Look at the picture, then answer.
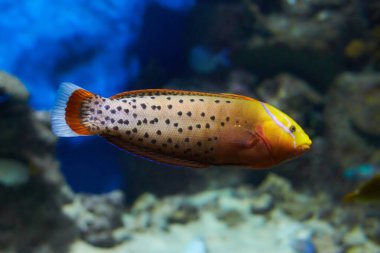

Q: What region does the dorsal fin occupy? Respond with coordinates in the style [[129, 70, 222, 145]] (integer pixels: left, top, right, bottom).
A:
[[220, 93, 256, 101], [110, 89, 256, 101], [101, 134, 208, 168]]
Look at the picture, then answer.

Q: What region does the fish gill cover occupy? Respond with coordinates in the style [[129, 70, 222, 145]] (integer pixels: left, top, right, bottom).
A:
[[0, 0, 196, 193]]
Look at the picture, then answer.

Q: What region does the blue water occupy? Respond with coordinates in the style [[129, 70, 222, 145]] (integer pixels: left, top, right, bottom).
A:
[[0, 0, 195, 193]]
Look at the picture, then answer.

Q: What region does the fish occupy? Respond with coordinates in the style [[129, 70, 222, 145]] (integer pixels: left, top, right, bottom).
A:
[[51, 83, 312, 169], [343, 174, 380, 203]]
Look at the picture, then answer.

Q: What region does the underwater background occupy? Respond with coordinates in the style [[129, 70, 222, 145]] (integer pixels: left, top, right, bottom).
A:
[[0, 0, 380, 252]]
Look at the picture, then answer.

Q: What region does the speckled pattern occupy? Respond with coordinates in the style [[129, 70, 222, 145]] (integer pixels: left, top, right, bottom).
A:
[[80, 90, 257, 167]]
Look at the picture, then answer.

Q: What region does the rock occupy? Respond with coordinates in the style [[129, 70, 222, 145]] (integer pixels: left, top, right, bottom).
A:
[[131, 193, 158, 214], [325, 72, 380, 169], [0, 159, 29, 186], [63, 191, 126, 248], [251, 193, 273, 214], [0, 71, 28, 101], [343, 226, 367, 247]]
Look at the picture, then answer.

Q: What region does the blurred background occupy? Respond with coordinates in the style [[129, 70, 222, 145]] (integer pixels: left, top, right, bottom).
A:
[[0, 0, 379, 252]]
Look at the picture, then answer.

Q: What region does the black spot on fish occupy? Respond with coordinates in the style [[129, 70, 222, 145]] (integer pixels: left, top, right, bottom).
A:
[[132, 105, 137, 109], [196, 124, 201, 129], [133, 113, 137, 118], [190, 99, 194, 102], [102, 98, 106, 102], [90, 108, 95, 112], [197, 141, 202, 146], [156, 130, 162, 135], [210, 116, 215, 121], [199, 98, 204, 102], [126, 130, 131, 135], [174, 144, 179, 149], [221, 122, 225, 127], [132, 99, 136, 103], [165, 119, 170, 124], [187, 111, 192, 117], [97, 110, 102, 114], [105, 116, 110, 120], [185, 137, 189, 142], [166, 97, 171, 100], [151, 139, 157, 144], [201, 112, 205, 117], [162, 143, 168, 148], [111, 109, 116, 114], [118, 119, 123, 124], [117, 106, 122, 111], [122, 99, 127, 103], [101, 121, 105, 125], [215, 100, 220, 103], [226, 101, 231, 103], [124, 120, 129, 125], [188, 126, 193, 130], [132, 128, 138, 133], [105, 105, 110, 110], [150, 120, 155, 124], [151, 105, 157, 110], [154, 118, 158, 122], [226, 117, 230, 122], [113, 126, 119, 131], [157, 106, 161, 110], [174, 123, 179, 127], [168, 104, 173, 109], [95, 101, 99, 105], [111, 119, 115, 123], [124, 109, 129, 114], [150, 97, 155, 99], [137, 120, 142, 126], [143, 118, 148, 124], [167, 138, 173, 143], [179, 99, 183, 103], [144, 132, 149, 138], [177, 111, 182, 116], [178, 128, 183, 133], [205, 123, 210, 128]]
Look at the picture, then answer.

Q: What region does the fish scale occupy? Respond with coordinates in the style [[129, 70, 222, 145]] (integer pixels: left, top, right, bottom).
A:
[[51, 83, 312, 168], [82, 94, 238, 165]]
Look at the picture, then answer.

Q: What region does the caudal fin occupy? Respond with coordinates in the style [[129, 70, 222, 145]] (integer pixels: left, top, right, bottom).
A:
[[51, 82, 95, 137]]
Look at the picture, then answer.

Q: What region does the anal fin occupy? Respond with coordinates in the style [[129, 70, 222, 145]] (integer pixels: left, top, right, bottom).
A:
[[101, 134, 208, 168]]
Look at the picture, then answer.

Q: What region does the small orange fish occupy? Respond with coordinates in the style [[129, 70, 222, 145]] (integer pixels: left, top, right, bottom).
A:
[[51, 83, 311, 168]]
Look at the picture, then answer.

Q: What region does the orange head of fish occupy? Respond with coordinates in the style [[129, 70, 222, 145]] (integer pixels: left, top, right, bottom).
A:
[[255, 102, 312, 167]]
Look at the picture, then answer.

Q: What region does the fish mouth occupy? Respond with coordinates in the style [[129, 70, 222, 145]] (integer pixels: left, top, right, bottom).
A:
[[297, 144, 311, 153]]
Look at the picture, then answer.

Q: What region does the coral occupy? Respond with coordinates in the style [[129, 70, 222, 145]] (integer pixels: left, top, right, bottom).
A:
[[63, 191, 126, 248], [67, 174, 380, 253], [0, 72, 77, 253], [325, 72, 380, 170]]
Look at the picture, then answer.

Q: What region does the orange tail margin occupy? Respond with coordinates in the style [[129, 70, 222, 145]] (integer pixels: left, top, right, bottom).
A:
[[51, 83, 95, 137]]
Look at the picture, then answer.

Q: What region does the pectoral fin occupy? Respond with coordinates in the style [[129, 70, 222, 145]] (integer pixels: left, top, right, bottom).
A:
[[223, 127, 260, 149]]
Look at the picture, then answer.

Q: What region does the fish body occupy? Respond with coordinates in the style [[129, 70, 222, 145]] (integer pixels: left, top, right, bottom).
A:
[[52, 83, 311, 169]]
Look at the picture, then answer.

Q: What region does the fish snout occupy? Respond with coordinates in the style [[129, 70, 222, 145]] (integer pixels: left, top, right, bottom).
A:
[[297, 143, 311, 154]]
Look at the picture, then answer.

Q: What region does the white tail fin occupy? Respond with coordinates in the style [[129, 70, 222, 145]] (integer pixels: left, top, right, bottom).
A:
[[51, 82, 93, 137]]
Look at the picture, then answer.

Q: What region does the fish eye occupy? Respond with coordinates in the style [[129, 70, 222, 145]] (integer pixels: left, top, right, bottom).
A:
[[289, 125, 296, 133]]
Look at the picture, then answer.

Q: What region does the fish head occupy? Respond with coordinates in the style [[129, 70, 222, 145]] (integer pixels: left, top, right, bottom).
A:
[[256, 103, 312, 164]]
